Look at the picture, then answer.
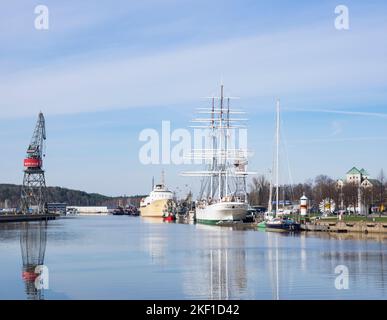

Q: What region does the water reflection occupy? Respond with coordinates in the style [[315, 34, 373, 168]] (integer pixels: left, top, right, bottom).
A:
[[141, 218, 168, 265], [141, 217, 165, 224], [267, 233, 280, 300], [0, 216, 385, 299], [20, 221, 48, 300], [182, 226, 247, 300], [144, 234, 167, 265], [208, 247, 247, 300]]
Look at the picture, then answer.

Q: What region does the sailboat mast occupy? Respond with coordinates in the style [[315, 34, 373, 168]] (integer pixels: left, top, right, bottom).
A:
[[210, 97, 215, 200], [268, 169, 273, 213], [275, 99, 280, 216]]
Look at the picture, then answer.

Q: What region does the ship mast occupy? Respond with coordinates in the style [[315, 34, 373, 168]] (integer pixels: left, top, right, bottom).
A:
[[225, 96, 230, 198], [218, 85, 223, 200], [161, 169, 165, 186], [181, 85, 255, 203], [275, 99, 280, 217]]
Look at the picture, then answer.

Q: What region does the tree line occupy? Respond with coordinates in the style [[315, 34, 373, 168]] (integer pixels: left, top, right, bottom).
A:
[[0, 184, 146, 209], [248, 170, 387, 213]]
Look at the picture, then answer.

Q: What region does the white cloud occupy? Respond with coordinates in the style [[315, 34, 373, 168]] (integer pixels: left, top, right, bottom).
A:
[[0, 22, 386, 118], [286, 108, 387, 119]]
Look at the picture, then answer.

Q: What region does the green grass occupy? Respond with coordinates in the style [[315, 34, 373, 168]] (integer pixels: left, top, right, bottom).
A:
[[319, 216, 387, 223], [261, 214, 387, 223]]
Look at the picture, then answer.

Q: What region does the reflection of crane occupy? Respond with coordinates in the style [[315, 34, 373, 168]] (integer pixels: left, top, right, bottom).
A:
[[21, 112, 47, 214], [20, 221, 48, 300]]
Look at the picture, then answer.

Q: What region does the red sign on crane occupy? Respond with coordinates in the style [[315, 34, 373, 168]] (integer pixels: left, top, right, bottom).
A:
[[24, 158, 42, 168]]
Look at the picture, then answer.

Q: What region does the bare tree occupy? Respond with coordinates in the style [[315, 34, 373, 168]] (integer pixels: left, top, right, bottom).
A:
[[342, 183, 358, 215], [313, 175, 336, 206], [249, 175, 270, 206]]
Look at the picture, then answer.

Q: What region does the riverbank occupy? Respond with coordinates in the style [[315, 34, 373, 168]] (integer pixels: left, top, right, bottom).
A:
[[302, 219, 387, 234]]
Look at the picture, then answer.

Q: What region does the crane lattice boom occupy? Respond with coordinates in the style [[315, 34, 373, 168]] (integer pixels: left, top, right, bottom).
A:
[[21, 112, 48, 214]]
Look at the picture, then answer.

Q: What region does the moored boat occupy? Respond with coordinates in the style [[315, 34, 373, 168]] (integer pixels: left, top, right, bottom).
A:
[[140, 171, 175, 218], [163, 213, 176, 222], [196, 200, 248, 224], [265, 217, 301, 231], [257, 100, 300, 232], [257, 221, 267, 228]]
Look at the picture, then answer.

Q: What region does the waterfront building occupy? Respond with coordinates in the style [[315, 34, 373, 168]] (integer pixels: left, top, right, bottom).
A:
[[66, 206, 109, 215], [337, 167, 381, 188], [336, 167, 382, 214], [47, 203, 67, 215], [337, 167, 369, 185]]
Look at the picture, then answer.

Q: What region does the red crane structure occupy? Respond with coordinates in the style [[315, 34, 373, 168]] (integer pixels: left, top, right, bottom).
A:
[[20, 112, 47, 214]]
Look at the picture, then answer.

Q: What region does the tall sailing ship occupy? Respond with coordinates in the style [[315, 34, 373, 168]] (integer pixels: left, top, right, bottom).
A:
[[182, 85, 255, 224]]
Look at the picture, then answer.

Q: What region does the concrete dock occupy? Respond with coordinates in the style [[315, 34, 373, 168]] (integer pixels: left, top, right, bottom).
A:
[[301, 220, 387, 234], [0, 214, 59, 223]]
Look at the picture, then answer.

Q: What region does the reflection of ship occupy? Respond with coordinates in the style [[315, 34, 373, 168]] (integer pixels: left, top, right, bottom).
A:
[[182, 85, 255, 224], [267, 232, 280, 300], [141, 217, 167, 224], [182, 227, 247, 299], [20, 221, 47, 300], [142, 228, 167, 265], [208, 246, 247, 299], [140, 171, 175, 218]]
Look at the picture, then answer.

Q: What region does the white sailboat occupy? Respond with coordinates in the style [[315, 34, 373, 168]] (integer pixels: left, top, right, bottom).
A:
[[265, 99, 281, 221], [182, 85, 255, 224], [263, 100, 300, 231]]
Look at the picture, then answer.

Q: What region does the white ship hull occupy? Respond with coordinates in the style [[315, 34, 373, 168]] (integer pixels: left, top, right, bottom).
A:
[[196, 202, 248, 224]]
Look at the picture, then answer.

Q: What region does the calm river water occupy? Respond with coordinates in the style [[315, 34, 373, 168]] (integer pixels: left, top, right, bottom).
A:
[[0, 216, 386, 300]]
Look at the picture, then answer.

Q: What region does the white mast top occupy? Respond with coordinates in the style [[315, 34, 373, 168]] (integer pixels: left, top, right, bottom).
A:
[[275, 99, 280, 216]]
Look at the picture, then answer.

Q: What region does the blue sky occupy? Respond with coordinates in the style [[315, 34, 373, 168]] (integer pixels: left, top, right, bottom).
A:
[[0, 0, 387, 196]]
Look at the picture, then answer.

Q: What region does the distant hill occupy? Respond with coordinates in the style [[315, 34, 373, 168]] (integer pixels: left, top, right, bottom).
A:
[[0, 184, 146, 208]]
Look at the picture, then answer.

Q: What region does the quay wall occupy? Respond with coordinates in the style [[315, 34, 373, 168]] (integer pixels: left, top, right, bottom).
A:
[[0, 214, 59, 223], [302, 221, 387, 233]]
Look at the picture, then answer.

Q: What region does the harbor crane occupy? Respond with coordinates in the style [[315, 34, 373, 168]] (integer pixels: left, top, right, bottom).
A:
[[20, 112, 47, 214]]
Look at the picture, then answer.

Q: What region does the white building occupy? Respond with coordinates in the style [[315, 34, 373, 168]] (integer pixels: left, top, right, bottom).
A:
[[337, 167, 375, 187], [336, 167, 381, 214], [67, 206, 109, 215]]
